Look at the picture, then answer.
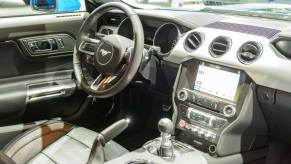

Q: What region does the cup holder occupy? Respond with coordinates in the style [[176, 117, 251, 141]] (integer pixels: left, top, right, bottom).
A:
[[126, 159, 154, 164]]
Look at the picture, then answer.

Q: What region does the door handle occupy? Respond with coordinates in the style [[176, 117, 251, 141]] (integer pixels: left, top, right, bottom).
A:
[[28, 90, 66, 103], [26, 80, 76, 103]]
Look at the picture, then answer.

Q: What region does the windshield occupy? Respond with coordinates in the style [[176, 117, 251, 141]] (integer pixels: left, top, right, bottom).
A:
[[123, 0, 291, 20], [0, 0, 86, 18]]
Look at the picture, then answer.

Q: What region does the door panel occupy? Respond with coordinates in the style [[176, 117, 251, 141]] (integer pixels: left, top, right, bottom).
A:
[[0, 82, 26, 124], [0, 12, 89, 126], [0, 41, 72, 78], [0, 12, 88, 41]]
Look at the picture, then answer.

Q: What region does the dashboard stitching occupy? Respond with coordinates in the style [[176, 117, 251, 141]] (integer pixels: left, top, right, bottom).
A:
[[204, 22, 281, 39]]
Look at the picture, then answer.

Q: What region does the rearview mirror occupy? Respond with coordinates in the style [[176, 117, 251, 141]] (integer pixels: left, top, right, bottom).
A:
[[31, 0, 81, 13]]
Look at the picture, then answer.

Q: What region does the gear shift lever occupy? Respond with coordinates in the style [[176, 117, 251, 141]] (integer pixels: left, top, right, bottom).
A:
[[158, 118, 174, 157]]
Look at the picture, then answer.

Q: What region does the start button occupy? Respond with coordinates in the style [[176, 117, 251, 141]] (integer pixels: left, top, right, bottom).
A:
[[179, 119, 187, 128]]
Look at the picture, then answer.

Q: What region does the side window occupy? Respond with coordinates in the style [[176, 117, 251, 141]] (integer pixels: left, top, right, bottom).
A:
[[0, 0, 86, 18]]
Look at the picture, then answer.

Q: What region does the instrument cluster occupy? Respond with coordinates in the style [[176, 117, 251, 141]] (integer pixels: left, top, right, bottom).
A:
[[117, 18, 181, 55]]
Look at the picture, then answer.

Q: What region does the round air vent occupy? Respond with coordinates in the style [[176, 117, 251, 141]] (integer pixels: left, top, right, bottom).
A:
[[209, 36, 231, 57], [238, 41, 262, 64], [184, 32, 203, 52]]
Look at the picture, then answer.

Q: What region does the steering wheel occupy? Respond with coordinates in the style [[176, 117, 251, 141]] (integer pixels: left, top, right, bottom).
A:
[[73, 2, 144, 98]]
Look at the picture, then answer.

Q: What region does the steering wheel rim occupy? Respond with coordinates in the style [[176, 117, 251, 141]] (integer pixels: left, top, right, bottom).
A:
[[73, 2, 144, 98]]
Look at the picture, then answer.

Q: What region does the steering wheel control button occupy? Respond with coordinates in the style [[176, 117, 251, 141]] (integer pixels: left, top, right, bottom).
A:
[[79, 41, 98, 56], [177, 90, 188, 101], [83, 42, 97, 52], [223, 105, 236, 117], [85, 55, 94, 65]]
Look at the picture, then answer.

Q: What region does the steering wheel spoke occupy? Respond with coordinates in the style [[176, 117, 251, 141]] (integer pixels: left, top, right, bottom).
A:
[[90, 74, 118, 91]]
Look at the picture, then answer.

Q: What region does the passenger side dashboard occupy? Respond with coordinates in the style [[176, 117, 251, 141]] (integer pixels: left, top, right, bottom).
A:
[[168, 21, 291, 94], [165, 17, 291, 157]]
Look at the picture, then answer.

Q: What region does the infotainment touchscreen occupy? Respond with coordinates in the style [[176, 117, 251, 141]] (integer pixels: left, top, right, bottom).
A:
[[193, 64, 240, 101]]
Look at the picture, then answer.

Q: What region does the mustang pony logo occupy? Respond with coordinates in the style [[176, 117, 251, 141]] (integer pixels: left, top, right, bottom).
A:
[[100, 49, 111, 56]]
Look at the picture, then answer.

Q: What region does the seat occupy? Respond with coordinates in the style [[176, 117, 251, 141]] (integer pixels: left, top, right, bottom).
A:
[[1, 120, 128, 164]]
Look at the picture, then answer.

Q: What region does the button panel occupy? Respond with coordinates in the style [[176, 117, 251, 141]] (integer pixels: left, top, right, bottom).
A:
[[20, 34, 75, 57], [176, 88, 239, 152], [179, 119, 218, 143], [187, 107, 227, 130], [177, 89, 237, 118]]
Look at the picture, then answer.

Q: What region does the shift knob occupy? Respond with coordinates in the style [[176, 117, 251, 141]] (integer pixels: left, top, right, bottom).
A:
[[158, 118, 174, 134], [158, 118, 174, 157]]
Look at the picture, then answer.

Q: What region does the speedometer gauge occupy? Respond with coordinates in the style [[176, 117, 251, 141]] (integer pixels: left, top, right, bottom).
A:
[[153, 23, 181, 55]]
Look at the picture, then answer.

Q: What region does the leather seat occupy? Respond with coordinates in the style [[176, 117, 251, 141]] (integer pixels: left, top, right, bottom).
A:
[[1, 120, 128, 164]]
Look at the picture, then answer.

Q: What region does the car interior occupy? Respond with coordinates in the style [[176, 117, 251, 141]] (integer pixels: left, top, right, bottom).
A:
[[0, 0, 291, 163]]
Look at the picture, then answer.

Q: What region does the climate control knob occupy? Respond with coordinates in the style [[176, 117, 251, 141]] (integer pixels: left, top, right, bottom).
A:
[[223, 105, 236, 117], [177, 90, 188, 101]]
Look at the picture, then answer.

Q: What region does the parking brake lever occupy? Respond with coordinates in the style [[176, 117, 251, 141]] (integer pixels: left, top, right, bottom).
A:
[[87, 119, 130, 164], [100, 119, 130, 144]]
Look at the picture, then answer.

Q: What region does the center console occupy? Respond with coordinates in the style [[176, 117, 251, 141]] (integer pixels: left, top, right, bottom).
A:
[[174, 59, 268, 156], [105, 58, 268, 164]]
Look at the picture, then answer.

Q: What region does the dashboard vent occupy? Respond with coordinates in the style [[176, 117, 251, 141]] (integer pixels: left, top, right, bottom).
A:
[[210, 36, 231, 57], [184, 32, 203, 52], [106, 15, 122, 26], [238, 41, 262, 64]]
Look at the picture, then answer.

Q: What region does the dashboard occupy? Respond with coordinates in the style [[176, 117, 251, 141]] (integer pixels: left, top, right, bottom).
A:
[[98, 9, 291, 157], [99, 11, 291, 94]]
